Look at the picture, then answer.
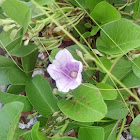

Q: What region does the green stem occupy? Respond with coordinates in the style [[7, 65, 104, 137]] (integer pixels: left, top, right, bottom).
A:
[[52, 120, 69, 138], [126, 101, 140, 105], [97, 120, 114, 123], [116, 118, 126, 140], [133, 89, 140, 111], [101, 56, 122, 83]]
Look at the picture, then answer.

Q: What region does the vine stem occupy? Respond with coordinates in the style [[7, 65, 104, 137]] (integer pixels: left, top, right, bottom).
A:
[[31, 0, 140, 103], [101, 56, 123, 83], [52, 120, 69, 138], [116, 118, 126, 140]]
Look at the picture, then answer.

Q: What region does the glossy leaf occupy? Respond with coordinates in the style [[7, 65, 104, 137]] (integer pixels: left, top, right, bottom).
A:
[[133, 0, 140, 20], [68, 0, 87, 8], [58, 83, 107, 122], [0, 68, 10, 85], [130, 114, 140, 138], [9, 43, 38, 57], [0, 91, 32, 112], [1, 0, 30, 34], [90, 1, 121, 24], [21, 49, 38, 77], [0, 56, 15, 85], [26, 75, 58, 117], [122, 71, 140, 87], [97, 19, 140, 54], [78, 126, 104, 140], [31, 121, 46, 140], [34, 0, 54, 5], [53, 137, 78, 140], [97, 56, 112, 73], [8, 65, 28, 85], [7, 85, 25, 95], [103, 122, 118, 140], [0, 101, 24, 140], [106, 57, 132, 86], [105, 100, 128, 120], [96, 83, 118, 100], [0, 55, 14, 68], [85, 0, 105, 11], [132, 57, 140, 78]]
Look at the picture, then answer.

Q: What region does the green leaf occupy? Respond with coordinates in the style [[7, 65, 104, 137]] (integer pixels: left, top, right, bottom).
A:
[[58, 83, 107, 122], [25, 75, 58, 117], [0, 91, 32, 112], [90, 26, 100, 36], [85, 0, 105, 11], [90, 1, 121, 24], [97, 56, 112, 73], [53, 137, 78, 140], [96, 83, 118, 100], [37, 116, 48, 127], [0, 56, 15, 85], [6, 36, 22, 51], [106, 57, 132, 86], [65, 121, 93, 133], [21, 49, 38, 77], [82, 69, 96, 84], [19, 129, 32, 140], [133, 0, 140, 20], [0, 55, 14, 68], [97, 19, 140, 54], [0, 68, 10, 85], [9, 43, 38, 57], [103, 122, 118, 140], [8, 65, 28, 85], [0, 30, 13, 47], [0, 29, 22, 50], [78, 126, 104, 140], [31, 121, 46, 140], [1, 0, 30, 34], [122, 71, 140, 87], [68, 0, 87, 8], [0, 101, 24, 140], [105, 100, 128, 120], [7, 85, 25, 95], [130, 114, 140, 139], [34, 0, 54, 5], [132, 57, 140, 78]]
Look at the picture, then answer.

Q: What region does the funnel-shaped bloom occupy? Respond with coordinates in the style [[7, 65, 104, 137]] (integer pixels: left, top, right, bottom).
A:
[[47, 49, 83, 93]]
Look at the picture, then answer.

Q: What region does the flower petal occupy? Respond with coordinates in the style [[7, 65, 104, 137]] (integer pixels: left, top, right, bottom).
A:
[[47, 61, 65, 81], [56, 78, 81, 93], [55, 49, 74, 67]]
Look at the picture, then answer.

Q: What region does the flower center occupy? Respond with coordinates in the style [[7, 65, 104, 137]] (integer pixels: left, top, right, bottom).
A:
[[70, 71, 77, 78]]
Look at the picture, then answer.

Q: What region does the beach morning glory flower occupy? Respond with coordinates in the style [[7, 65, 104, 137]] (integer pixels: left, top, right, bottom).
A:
[[47, 49, 83, 93]]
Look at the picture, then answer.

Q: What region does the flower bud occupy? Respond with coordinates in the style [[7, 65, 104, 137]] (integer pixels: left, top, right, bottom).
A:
[[24, 39, 29, 46], [10, 29, 18, 40], [56, 117, 63, 122], [3, 24, 16, 32]]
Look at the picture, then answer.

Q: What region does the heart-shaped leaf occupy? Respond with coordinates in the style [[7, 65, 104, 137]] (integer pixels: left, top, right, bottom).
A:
[[90, 1, 121, 24], [58, 83, 107, 122], [97, 19, 140, 54]]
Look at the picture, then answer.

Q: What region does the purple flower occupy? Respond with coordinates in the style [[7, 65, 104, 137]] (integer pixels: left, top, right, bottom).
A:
[[47, 49, 83, 93]]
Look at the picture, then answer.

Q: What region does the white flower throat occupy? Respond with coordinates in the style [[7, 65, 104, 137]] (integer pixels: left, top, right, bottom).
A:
[[70, 71, 78, 78]]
